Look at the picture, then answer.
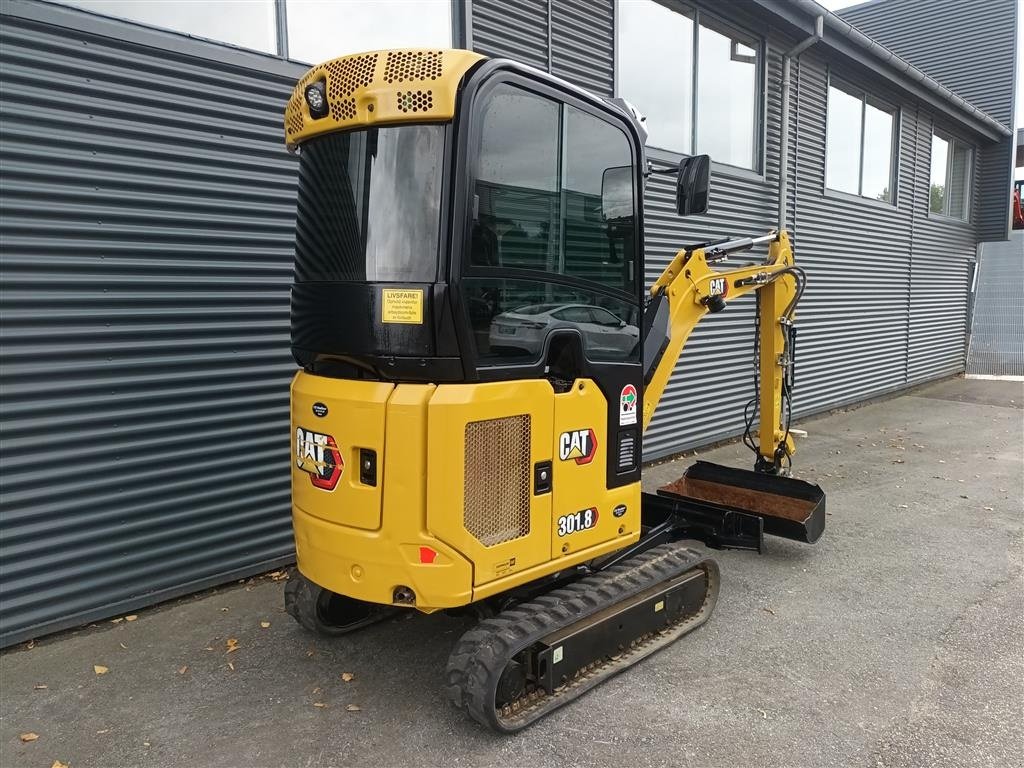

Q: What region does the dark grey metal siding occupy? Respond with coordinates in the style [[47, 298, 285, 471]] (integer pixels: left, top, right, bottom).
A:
[[470, 0, 549, 70], [840, 0, 1017, 241], [0, 2, 306, 646]]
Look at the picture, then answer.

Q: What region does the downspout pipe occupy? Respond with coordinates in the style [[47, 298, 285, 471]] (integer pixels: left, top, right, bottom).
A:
[[778, 14, 823, 233]]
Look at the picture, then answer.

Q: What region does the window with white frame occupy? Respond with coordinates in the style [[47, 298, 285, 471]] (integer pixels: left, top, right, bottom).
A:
[[54, 0, 453, 61], [825, 79, 897, 203], [929, 131, 973, 220], [617, 0, 761, 170]]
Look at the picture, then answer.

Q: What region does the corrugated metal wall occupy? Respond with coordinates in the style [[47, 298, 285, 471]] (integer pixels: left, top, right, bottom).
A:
[[469, 0, 980, 460], [840, 0, 1017, 242], [0, 3, 306, 646]]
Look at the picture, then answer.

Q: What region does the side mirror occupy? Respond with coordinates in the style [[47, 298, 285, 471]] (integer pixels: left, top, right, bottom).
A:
[[601, 165, 634, 221], [676, 154, 711, 216]]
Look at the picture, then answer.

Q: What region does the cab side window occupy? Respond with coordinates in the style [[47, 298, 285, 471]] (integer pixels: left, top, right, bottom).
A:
[[467, 82, 638, 366]]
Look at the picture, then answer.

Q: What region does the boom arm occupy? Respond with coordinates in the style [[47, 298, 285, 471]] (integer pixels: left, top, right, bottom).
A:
[[641, 230, 801, 472]]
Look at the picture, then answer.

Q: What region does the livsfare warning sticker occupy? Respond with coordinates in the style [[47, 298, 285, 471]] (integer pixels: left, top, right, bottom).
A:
[[381, 288, 424, 324]]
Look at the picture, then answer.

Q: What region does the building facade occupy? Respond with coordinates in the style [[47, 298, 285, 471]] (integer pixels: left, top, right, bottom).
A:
[[0, 0, 1016, 646]]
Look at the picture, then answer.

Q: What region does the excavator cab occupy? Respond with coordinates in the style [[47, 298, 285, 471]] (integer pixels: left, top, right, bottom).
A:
[[283, 49, 824, 732]]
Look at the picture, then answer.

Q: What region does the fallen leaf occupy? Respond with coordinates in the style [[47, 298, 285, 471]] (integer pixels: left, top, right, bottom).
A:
[[34, 684, 48, 690], [227, 662, 235, 671], [959, 495, 969, 499], [124, 615, 138, 622], [983, 506, 994, 511], [341, 672, 354, 682], [204, 646, 214, 652], [892, 458, 904, 464], [761, 607, 775, 616], [220, 607, 230, 613], [346, 704, 362, 712], [225, 638, 239, 653], [51, 761, 69, 768], [94, 665, 109, 675], [143, 742, 150, 747], [26, 640, 35, 649], [96, 729, 109, 735], [119, 643, 127, 650], [897, 504, 909, 509], [306, 649, 315, 658], [178, 666, 188, 675], [313, 702, 327, 708], [20, 732, 39, 742], [110, 618, 123, 624], [260, 621, 271, 629], [312, 687, 322, 694]]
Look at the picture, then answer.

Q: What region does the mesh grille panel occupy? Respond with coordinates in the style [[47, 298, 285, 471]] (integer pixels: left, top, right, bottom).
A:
[[325, 53, 378, 98], [463, 415, 531, 547], [396, 90, 433, 113], [384, 50, 443, 83]]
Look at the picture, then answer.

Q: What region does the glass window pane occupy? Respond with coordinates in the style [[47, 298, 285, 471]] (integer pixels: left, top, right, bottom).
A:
[[465, 278, 640, 365], [563, 107, 635, 294], [618, 0, 693, 153], [287, 0, 452, 63], [473, 84, 560, 273], [696, 21, 758, 169], [59, 0, 276, 53], [294, 126, 444, 283], [825, 84, 862, 195], [862, 102, 894, 202], [930, 133, 949, 214], [948, 141, 972, 220]]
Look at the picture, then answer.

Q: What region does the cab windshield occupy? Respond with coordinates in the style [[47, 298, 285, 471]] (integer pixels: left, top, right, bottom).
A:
[[294, 125, 444, 283]]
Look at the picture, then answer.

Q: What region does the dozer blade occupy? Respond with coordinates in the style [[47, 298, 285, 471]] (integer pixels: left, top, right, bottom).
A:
[[659, 460, 826, 544], [445, 543, 719, 733]]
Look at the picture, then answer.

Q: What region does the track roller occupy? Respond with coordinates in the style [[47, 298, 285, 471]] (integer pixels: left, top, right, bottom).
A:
[[444, 542, 720, 732]]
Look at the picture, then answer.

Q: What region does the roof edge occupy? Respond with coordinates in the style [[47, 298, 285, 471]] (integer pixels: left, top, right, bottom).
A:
[[762, 0, 1012, 140]]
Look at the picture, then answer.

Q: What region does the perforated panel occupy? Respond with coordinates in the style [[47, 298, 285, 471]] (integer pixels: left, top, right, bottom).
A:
[[384, 50, 443, 83], [463, 416, 531, 547], [396, 90, 434, 113]]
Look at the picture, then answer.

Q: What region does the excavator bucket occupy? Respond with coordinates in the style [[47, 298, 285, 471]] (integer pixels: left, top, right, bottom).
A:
[[659, 461, 826, 544]]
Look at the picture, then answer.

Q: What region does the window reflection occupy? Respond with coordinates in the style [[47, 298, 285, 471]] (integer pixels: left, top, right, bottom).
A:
[[826, 84, 862, 195], [826, 80, 896, 203], [696, 20, 757, 169], [863, 101, 894, 202], [467, 85, 638, 366], [61, 0, 277, 53], [929, 134, 949, 214], [617, 0, 694, 154]]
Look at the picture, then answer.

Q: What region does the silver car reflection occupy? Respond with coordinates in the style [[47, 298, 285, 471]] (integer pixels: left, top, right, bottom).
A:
[[488, 303, 639, 357]]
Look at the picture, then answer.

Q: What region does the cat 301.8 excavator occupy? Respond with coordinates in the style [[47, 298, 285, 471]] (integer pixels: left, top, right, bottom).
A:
[[282, 49, 825, 732]]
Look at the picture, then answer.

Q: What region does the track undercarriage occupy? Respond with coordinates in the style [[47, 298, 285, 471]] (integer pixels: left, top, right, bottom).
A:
[[286, 461, 824, 732]]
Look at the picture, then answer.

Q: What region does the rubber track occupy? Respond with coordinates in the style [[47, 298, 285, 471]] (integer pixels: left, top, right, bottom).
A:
[[444, 542, 720, 732]]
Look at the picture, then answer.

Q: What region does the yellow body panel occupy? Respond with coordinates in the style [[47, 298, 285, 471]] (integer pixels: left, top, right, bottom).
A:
[[291, 373, 641, 611], [551, 381, 640, 558], [284, 48, 486, 148], [426, 380, 554, 587], [291, 375, 393, 530]]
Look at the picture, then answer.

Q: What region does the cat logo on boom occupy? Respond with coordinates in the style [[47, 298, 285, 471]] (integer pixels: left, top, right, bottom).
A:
[[559, 429, 597, 465], [295, 427, 343, 491]]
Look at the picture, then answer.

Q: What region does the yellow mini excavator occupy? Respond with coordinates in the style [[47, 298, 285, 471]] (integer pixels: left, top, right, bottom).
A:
[[282, 49, 825, 732]]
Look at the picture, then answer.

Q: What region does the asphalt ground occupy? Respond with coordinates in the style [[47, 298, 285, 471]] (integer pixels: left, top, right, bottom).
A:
[[2, 377, 1022, 768]]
